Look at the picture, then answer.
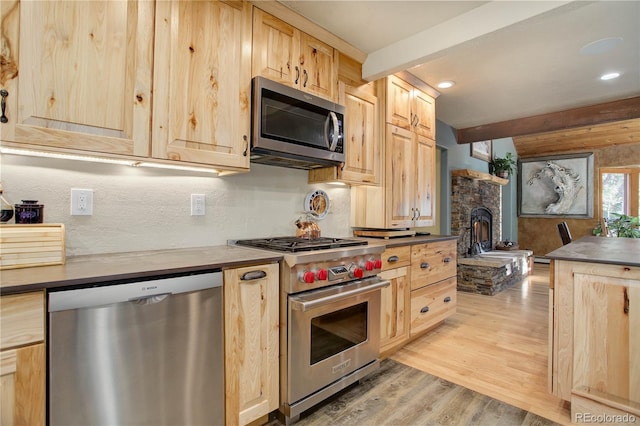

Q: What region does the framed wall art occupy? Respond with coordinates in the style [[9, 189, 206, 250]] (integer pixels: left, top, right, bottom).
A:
[[470, 140, 492, 162], [517, 152, 594, 218]]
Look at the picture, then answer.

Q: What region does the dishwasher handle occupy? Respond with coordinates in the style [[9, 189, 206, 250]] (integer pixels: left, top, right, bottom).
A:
[[49, 271, 222, 312], [128, 293, 171, 305]]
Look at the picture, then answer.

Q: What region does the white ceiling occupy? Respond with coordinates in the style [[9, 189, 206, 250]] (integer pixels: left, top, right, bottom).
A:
[[279, 1, 640, 130]]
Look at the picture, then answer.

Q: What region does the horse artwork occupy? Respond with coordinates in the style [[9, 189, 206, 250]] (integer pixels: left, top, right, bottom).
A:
[[518, 153, 594, 218]]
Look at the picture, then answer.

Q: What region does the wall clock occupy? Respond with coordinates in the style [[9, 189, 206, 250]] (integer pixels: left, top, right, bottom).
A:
[[304, 189, 330, 219]]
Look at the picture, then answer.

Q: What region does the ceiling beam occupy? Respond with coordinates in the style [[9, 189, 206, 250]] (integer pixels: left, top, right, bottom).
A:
[[456, 96, 640, 144], [362, 1, 572, 81]]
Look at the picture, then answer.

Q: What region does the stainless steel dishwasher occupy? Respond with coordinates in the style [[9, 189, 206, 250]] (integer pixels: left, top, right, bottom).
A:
[[48, 271, 224, 426]]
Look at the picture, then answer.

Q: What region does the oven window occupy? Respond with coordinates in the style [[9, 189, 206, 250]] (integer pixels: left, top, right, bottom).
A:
[[310, 302, 368, 365]]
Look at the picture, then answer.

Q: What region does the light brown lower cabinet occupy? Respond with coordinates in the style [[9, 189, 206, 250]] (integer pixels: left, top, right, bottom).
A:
[[379, 240, 457, 356], [550, 260, 640, 421], [0, 292, 45, 426], [379, 246, 411, 356], [224, 263, 279, 426]]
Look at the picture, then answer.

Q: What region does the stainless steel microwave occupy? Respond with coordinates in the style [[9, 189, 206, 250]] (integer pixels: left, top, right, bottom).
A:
[[251, 76, 345, 170]]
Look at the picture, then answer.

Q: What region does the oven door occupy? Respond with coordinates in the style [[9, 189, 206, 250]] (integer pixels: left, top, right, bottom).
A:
[[287, 276, 388, 404]]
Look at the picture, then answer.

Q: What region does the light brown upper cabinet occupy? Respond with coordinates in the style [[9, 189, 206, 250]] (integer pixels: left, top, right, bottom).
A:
[[309, 81, 381, 185], [351, 75, 436, 230], [0, 0, 154, 157], [152, 0, 251, 170], [386, 75, 435, 139], [252, 8, 338, 101]]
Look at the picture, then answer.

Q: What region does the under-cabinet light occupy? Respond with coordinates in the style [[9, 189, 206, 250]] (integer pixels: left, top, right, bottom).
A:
[[0, 147, 136, 166], [134, 162, 219, 175], [1, 147, 219, 175]]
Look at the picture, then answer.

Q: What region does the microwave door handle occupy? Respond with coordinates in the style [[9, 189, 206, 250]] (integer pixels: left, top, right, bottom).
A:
[[324, 111, 340, 152]]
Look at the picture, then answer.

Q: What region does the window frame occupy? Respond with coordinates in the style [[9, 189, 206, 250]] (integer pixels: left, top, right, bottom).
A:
[[599, 166, 640, 219]]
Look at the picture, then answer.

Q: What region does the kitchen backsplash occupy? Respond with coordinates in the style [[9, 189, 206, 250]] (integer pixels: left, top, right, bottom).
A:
[[0, 155, 352, 256]]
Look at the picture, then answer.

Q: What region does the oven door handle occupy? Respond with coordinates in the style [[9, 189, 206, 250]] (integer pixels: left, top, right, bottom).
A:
[[290, 279, 390, 312]]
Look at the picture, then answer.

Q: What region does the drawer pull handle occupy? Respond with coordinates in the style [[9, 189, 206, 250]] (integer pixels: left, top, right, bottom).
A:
[[624, 288, 629, 314], [241, 270, 267, 281], [444, 296, 452, 303], [387, 255, 399, 263], [443, 257, 452, 263], [420, 306, 430, 313], [420, 262, 430, 269], [0, 90, 8, 123]]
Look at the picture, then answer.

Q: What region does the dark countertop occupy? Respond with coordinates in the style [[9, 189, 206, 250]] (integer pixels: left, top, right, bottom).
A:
[[0, 245, 282, 295], [0, 234, 458, 295], [546, 236, 640, 268], [357, 234, 458, 248]]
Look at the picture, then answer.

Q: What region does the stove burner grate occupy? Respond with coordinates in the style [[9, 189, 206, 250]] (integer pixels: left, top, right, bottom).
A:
[[235, 237, 367, 253]]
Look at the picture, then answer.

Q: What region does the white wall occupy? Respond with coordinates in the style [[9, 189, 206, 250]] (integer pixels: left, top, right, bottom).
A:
[[0, 155, 352, 256]]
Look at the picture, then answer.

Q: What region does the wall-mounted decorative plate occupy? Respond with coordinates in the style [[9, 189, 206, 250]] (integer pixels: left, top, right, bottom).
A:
[[304, 189, 330, 219]]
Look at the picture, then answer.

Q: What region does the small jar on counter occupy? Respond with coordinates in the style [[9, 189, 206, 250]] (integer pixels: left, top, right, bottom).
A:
[[15, 200, 44, 224], [0, 187, 14, 223]]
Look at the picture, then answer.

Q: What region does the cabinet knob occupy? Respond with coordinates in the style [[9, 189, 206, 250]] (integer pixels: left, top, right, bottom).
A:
[[444, 296, 452, 303], [387, 255, 399, 263], [420, 262, 430, 269], [420, 306, 430, 313], [443, 257, 452, 263]]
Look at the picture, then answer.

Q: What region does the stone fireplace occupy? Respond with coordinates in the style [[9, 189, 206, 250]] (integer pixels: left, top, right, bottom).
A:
[[451, 170, 532, 296]]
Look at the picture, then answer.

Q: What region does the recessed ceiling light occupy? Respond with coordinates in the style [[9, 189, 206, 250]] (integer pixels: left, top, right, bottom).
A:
[[437, 81, 455, 89], [600, 72, 621, 81], [580, 37, 624, 55]]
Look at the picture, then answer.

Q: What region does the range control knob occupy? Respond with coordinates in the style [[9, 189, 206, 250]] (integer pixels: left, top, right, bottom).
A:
[[364, 260, 374, 271], [316, 269, 328, 281], [349, 264, 364, 279], [300, 270, 315, 284], [373, 259, 382, 269]]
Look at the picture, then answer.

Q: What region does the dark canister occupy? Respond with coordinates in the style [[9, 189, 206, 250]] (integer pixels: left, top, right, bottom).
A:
[[15, 200, 44, 224]]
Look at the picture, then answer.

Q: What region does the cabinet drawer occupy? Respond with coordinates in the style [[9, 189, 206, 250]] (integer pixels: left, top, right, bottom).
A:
[[410, 277, 456, 336], [0, 292, 45, 350], [381, 246, 411, 270], [410, 240, 456, 290]]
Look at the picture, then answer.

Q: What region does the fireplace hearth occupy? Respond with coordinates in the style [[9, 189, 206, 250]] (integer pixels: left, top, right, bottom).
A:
[[451, 171, 532, 295]]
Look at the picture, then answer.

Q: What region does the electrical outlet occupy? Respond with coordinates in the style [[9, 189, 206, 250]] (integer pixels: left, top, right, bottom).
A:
[[191, 194, 205, 216], [71, 189, 94, 215]]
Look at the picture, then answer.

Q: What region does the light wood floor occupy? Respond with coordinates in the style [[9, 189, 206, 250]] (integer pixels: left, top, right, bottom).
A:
[[391, 263, 573, 425]]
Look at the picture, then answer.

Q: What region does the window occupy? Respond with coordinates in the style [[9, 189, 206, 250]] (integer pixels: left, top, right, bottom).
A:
[[600, 167, 640, 220]]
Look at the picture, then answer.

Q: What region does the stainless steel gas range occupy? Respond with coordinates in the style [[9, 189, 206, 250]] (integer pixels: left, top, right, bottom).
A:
[[234, 237, 388, 424]]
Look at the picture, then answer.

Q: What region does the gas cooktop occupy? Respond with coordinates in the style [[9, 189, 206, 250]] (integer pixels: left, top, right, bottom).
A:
[[235, 236, 367, 253]]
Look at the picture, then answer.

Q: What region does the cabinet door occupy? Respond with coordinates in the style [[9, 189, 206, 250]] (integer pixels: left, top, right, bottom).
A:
[[0, 344, 45, 426], [379, 266, 410, 354], [385, 125, 415, 228], [1, 1, 153, 157], [152, 1, 251, 169], [299, 33, 336, 101], [252, 8, 300, 88], [414, 135, 436, 227], [385, 75, 413, 129], [224, 263, 279, 426], [412, 89, 435, 139], [573, 273, 640, 404], [340, 81, 380, 183]]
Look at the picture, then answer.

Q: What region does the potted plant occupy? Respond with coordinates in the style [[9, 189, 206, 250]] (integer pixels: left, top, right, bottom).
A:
[[607, 213, 640, 238], [490, 152, 517, 179]]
